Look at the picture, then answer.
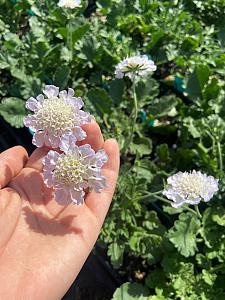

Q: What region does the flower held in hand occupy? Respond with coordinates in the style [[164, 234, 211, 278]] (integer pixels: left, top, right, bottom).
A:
[[43, 144, 108, 205], [24, 85, 91, 149]]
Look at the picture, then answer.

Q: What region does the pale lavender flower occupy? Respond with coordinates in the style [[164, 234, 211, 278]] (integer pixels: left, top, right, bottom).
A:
[[58, 0, 81, 9], [24, 85, 91, 149], [115, 55, 157, 80], [163, 170, 219, 208], [43, 144, 108, 205]]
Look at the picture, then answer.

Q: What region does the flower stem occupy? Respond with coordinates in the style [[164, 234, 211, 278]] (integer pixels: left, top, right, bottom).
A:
[[151, 194, 199, 217], [135, 192, 200, 217], [123, 76, 138, 152], [134, 190, 163, 201], [217, 140, 223, 172], [67, 14, 73, 61], [195, 205, 202, 218]]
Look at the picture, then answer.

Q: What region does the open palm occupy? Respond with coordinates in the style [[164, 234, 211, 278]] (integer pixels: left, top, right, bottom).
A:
[[0, 122, 119, 300]]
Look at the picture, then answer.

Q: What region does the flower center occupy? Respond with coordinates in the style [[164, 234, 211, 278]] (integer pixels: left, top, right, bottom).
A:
[[36, 98, 74, 135], [175, 175, 205, 199], [53, 154, 88, 185], [123, 62, 147, 74]]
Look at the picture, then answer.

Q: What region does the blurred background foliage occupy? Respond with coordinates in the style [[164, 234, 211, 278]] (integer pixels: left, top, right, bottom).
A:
[[1, 0, 225, 299]]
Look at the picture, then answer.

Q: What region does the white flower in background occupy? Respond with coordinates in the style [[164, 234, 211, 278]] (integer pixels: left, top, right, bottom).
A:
[[24, 85, 91, 149], [115, 55, 157, 79], [58, 0, 81, 9], [43, 144, 108, 205], [163, 170, 219, 208]]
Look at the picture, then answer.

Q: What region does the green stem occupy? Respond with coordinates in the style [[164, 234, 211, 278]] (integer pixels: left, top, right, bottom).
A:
[[123, 76, 138, 152], [151, 194, 198, 217], [217, 140, 223, 172], [67, 16, 73, 61], [135, 192, 201, 217], [195, 205, 202, 218], [134, 190, 163, 201]]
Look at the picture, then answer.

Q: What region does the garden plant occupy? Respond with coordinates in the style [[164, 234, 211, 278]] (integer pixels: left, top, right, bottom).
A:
[[1, 0, 225, 299]]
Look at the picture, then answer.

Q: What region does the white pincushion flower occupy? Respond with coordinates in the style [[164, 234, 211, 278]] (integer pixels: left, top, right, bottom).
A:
[[24, 85, 91, 149], [115, 55, 157, 79], [43, 144, 108, 205], [58, 0, 81, 9], [163, 170, 219, 208]]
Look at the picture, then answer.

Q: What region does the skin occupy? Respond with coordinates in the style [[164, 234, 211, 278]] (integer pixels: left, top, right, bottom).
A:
[[0, 122, 120, 300]]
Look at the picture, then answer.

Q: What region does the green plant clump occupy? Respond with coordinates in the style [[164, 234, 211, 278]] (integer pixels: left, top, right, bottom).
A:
[[1, 0, 225, 299]]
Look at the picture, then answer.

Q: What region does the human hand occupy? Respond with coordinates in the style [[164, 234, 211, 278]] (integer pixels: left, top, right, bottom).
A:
[[0, 121, 119, 300]]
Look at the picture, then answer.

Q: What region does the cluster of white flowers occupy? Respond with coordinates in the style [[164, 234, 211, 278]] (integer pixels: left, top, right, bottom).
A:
[[58, 0, 81, 9], [24, 85, 108, 205], [115, 55, 157, 80], [24, 54, 219, 209], [163, 170, 219, 208]]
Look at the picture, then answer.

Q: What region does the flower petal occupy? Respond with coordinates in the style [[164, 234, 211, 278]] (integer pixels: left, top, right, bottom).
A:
[[59, 132, 78, 153], [24, 115, 37, 130], [70, 189, 85, 205], [54, 188, 71, 205], [48, 134, 60, 149], [32, 131, 45, 147], [26, 97, 41, 112], [79, 144, 95, 158], [43, 85, 59, 98]]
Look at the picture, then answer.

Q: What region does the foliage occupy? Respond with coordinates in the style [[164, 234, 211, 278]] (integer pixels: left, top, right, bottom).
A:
[[1, 0, 225, 299]]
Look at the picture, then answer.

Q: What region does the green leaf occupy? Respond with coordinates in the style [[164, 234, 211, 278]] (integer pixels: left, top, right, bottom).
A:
[[145, 269, 166, 290], [148, 96, 178, 117], [156, 144, 170, 163], [87, 87, 113, 116], [136, 78, 159, 104], [112, 283, 149, 300], [53, 65, 71, 90], [217, 24, 225, 46], [29, 16, 46, 41], [10, 66, 27, 82], [0, 97, 26, 128], [186, 64, 211, 100], [201, 207, 224, 248], [168, 212, 201, 257], [0, 53, 9, 69], [109, 79, 125, 105], [202, 270, 217, 286], [72, 23, 90, 45], [107, 242, 124, 269], [203, 78, 220, 101], [147, 30, 165, 50], [211, 206, 225, 226], [133, 159, 155, 181], [183, 117, 201, 138], [148, 288, 168, 300], [130, 137, 152, 156]]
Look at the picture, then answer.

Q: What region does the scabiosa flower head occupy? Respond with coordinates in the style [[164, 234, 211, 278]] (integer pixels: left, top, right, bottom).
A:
[[58, 0, 81, 9], [115, 55, 157, 80], [24, 85, 91, 149], [163, 170, 219, 208], [43, 144, 108, 205]]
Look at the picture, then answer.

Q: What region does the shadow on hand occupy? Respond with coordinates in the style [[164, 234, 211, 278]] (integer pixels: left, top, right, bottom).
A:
[[22, 206, 83, 236]]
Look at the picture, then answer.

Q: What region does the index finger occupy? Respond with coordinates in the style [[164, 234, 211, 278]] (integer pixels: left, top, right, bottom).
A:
[[0, 146, 28, 188]]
